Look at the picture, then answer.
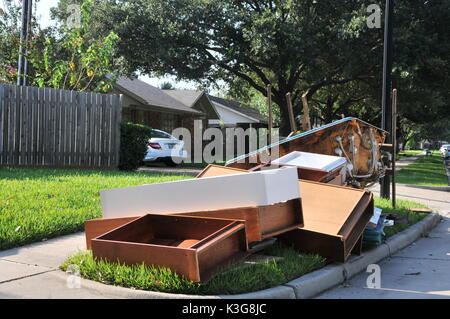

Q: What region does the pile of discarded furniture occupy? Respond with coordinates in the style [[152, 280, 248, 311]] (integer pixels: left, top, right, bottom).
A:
[[84, 117, 388, 283]]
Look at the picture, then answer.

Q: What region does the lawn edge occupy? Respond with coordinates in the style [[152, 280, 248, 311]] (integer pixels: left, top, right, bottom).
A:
[[69, 212, 442, 299]]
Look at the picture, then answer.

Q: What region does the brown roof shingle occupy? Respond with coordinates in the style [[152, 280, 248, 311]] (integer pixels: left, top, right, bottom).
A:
[[113, 76, 202, 115]]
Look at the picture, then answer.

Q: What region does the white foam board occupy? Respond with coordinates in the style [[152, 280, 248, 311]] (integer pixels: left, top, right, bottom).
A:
[[100, 167, 300, 218], [368, 207, 383, 228], [271, 151, 347, 172]]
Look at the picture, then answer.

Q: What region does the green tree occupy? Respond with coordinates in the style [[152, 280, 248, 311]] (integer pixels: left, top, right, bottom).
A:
[[30, 0, 120, 92], [1, 0, 122, 92], [0, 0, 33, 83], [160, 81, 176, 90], [89, 0, 380, 135]]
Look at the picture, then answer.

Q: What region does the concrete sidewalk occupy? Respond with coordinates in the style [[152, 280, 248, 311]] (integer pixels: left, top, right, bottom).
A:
[[317, 184, 450, 299]]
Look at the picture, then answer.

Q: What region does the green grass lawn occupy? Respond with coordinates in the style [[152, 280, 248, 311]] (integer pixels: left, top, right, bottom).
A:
[[396, 151, 448, 186], [396, 149, 423, 160], [0, 167, 190, 250], [373, 197, 428, 237]]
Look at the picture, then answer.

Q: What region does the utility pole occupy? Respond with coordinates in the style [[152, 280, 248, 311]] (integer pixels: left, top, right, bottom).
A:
[[380, 0, 394, 199], [17, 0, 33, 86]]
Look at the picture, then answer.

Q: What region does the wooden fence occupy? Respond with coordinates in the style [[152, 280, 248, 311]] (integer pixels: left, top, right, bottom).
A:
[[0, 83, 122, 168]]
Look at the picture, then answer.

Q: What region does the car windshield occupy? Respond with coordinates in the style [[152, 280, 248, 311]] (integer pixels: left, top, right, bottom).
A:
[[150, 130, 173, 139]]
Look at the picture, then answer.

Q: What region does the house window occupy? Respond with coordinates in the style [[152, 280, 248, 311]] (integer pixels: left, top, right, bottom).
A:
[[161, 113, 176, 133]]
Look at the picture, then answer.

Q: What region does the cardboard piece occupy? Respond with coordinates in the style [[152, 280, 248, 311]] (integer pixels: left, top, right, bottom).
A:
[[100, 167, 300, 219], [90, 214, 249, 282]]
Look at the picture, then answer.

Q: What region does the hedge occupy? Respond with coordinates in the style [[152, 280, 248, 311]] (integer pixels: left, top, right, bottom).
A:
[[119, 121, 152, 170]]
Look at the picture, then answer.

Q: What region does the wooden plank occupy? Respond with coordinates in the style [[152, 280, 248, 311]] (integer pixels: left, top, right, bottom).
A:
[[31, 86, 38, 165], [24, 86, 31, 165], [7, 85, 13, 164], [0, 85, 6, 165], [105, 94, 112, 167], [68, 90, 75, 165], [79, 91, 87, 166], [94, 93, 101, 166], [103, 95, 109, 167], [0, 85, 4, 165], [115, 94, 123, 168], [73, 91, 80, 166], [19, 86, 26, 165], [60, 89, 67, 166], [54, 89, 61, 166], [38, 87, 45, 165], [36, 87, 42, 165], [100, 93, 106, 167], [84, 92, 91, 167], [25, 85, 31, 165], [42, 87, 49, 165], [90, 92, 97, 166], [14, 85, 21, 165], [51, 87, 58, 166]]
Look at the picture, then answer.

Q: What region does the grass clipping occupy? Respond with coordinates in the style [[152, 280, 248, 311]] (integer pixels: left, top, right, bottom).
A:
[[61, 243, 325, 295]]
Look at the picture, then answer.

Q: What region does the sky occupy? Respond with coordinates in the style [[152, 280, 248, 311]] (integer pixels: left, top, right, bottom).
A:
[[32, 0, 203, 90]]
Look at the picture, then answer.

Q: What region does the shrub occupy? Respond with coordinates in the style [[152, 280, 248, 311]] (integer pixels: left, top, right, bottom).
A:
[[119, 121, 152, 170]]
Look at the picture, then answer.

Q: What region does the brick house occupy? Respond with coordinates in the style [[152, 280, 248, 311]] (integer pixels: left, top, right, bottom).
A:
[[112, 76, 218, 135]]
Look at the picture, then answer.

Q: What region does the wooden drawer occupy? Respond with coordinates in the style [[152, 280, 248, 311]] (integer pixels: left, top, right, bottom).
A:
[[91, 214, 248, 282]]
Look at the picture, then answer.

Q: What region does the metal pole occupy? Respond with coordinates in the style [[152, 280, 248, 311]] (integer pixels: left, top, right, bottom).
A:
[[391, 88, 398, 208], [380, 0, 394, 198], [17, 0, 33, 86]]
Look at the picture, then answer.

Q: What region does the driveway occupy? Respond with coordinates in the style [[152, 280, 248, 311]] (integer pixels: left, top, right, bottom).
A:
[[137, 163, 202, 176]]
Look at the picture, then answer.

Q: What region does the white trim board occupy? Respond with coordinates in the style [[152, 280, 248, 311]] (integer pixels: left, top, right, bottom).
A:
[[100, 167, 300, 218], [272, 151, 347, 172], [211, 101, 260, 123]]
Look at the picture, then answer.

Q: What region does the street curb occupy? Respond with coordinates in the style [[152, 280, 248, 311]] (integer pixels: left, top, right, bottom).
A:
[[283, 263, 345, 299], [72, 213, 442, 299]]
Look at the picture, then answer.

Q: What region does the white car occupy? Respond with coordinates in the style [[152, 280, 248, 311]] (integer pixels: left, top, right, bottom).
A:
[[143, 129, 188, 166], [440, 144, 450, 158]]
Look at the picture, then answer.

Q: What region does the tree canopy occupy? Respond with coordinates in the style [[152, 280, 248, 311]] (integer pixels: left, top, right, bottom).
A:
[[0, 0, 121, 92]]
